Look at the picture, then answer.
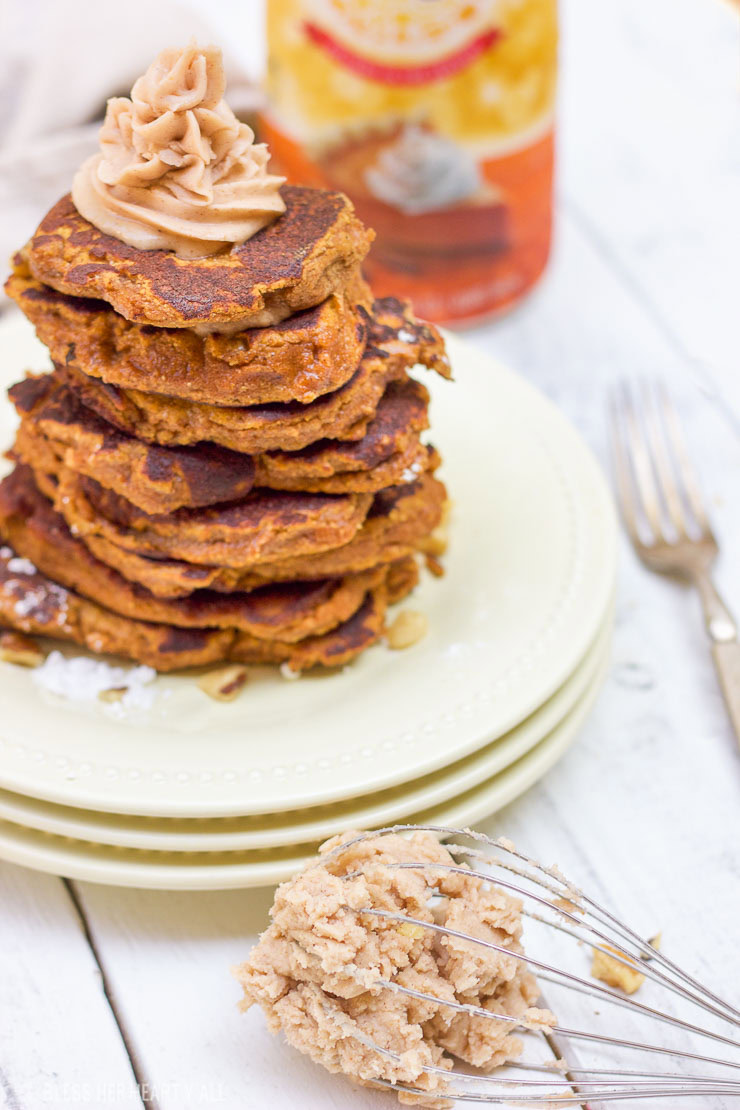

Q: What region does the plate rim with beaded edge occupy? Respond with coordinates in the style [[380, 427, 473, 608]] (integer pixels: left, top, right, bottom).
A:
[[0, 313, 617, 817], [0, 635, 610, 889], [0, 606, 612, 852]]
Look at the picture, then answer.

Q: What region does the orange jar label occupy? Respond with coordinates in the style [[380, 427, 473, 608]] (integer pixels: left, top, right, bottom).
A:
[[263, 0, 558, 324]]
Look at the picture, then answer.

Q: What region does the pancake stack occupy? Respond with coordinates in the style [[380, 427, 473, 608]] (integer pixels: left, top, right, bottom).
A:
[[0, 185, 450, 673]]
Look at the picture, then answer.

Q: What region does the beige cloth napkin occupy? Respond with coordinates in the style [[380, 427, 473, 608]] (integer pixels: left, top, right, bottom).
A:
[[0, 0, 259, 305]]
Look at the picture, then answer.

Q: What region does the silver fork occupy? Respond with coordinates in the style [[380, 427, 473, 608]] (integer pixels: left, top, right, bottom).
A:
[[609, 379, 740, 753]]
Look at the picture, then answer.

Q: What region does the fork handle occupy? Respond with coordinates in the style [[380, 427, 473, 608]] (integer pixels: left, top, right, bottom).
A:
[[694, 571, 740, 754]]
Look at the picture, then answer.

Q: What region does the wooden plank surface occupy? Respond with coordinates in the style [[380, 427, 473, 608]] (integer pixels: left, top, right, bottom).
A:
[[558, 0, 740, 418], [69, 883, 385, 1110], [0, 865, 142, 1110]]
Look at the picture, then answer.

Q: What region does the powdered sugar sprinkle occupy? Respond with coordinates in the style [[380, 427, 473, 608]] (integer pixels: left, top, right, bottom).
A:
[[32, 651, 157, 713], [7, 557, 37, 575], [401, 460, 424, 483]]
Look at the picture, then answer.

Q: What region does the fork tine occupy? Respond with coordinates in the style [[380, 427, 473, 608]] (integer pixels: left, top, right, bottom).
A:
[[656, 382, 713, 536], [638, 379, 690, 540], [608, 391, 644, 548], [610, 382, 664, 542]]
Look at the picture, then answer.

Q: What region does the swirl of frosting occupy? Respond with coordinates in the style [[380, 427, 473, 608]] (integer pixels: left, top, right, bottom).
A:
[[72, 44, 285, 258], [365, 125, 481, 215]]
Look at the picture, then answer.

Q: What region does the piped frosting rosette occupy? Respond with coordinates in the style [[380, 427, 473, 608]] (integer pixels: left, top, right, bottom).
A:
[[73, 44, 285, 258]]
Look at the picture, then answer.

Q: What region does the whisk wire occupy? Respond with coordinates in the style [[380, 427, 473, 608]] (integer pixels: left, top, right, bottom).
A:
[[355, 860, 740, 1041], [338, 825, 740, 1022], [370, 1076, 740, 1105], [438, 834, 740, 1025], [320, 825, 740, 1105]]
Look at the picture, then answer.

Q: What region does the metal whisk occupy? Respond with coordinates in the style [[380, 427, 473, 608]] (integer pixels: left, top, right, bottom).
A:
[[323, 825, 740, 1106]]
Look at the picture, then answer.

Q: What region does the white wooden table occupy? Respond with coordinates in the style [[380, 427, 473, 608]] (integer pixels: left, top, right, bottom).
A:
[[2, 1, 739, 1107]]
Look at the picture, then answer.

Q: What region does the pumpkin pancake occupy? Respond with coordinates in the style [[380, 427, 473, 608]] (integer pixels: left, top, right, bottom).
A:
[[0, 466, 394, 642], [6, 261, 376, 406], [12, 374, 433, 511], [0, 539, 418, 671], [53, 298, 449, 454], [11, 376, 256, 515], [71, 475, 447, 599], [20, 186, 374, 331], [254, 379, 432, 493], [41, 461, 373, 569]]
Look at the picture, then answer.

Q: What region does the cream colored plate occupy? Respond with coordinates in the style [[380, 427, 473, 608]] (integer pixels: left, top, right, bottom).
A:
[[0, 610, 612, 851], [0, 314, 616, 817], [0, 642, 608, 889]]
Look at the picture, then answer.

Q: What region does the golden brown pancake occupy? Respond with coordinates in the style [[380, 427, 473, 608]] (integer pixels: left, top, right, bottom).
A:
[[0, 466, 398, 642], [34, 460, 373, 570], [6, 261, 375, 406], [55, 360, 380, 454], [0, 541, 416, 671], [20, 186, 374, 330], [52, 297, 450, 454], [73, 474, 447, 599], [12, 374, 433, 512], [11, 376, 256, 514], [254, 379, 432, 493]]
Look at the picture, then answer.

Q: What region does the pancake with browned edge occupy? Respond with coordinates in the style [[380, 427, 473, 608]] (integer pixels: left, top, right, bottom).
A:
[[11, 375, 256, 514], [253, 379, 433, 494], [6, 262, 376, 406], [11, 372, 437, 510], [51, 297, 449, 453], [28, 457, 373, 569], [0, 540, 417, 671], [49, 473, 446, 599], [0, 466, 407, 642], [20, 186, 374, 330], [12, 374, 434, 513]]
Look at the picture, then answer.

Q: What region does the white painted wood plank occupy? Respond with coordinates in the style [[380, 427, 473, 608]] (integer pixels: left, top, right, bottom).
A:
[[468, 215, 740, 1107], [68, 882, 389, 1110], [474, 207, 740, 624], [0, 863, 142, 1110], [558, 0, 740, 416], [473, 212, 740, 1081]]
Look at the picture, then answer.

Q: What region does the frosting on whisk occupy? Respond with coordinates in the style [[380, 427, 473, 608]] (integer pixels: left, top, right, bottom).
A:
[[72, 43, 285, 258]]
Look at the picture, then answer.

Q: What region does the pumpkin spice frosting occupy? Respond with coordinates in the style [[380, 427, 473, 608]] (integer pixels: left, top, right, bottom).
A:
[[20, 42, 373, 332], [72, 43, 286, 258]]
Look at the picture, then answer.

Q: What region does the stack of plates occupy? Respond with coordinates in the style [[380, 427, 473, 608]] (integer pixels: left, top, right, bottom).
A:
[[0, 320, 616, 889]]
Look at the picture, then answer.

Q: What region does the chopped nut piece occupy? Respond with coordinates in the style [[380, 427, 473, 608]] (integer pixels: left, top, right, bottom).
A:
[[0, 630, 45, 667], [418, 498, 451, 558], [197, 664, 248, 702], [387, 610, 428, 650], [647, 932, 662, 952], [425, 553, 445, 577], [419, 527, 448, 557], [397, 921, 426, 940], [98, 686, 127, 704], [552, 897, 583, 915], [591, 945, 646, 994], [496, 836, 517, 853]]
